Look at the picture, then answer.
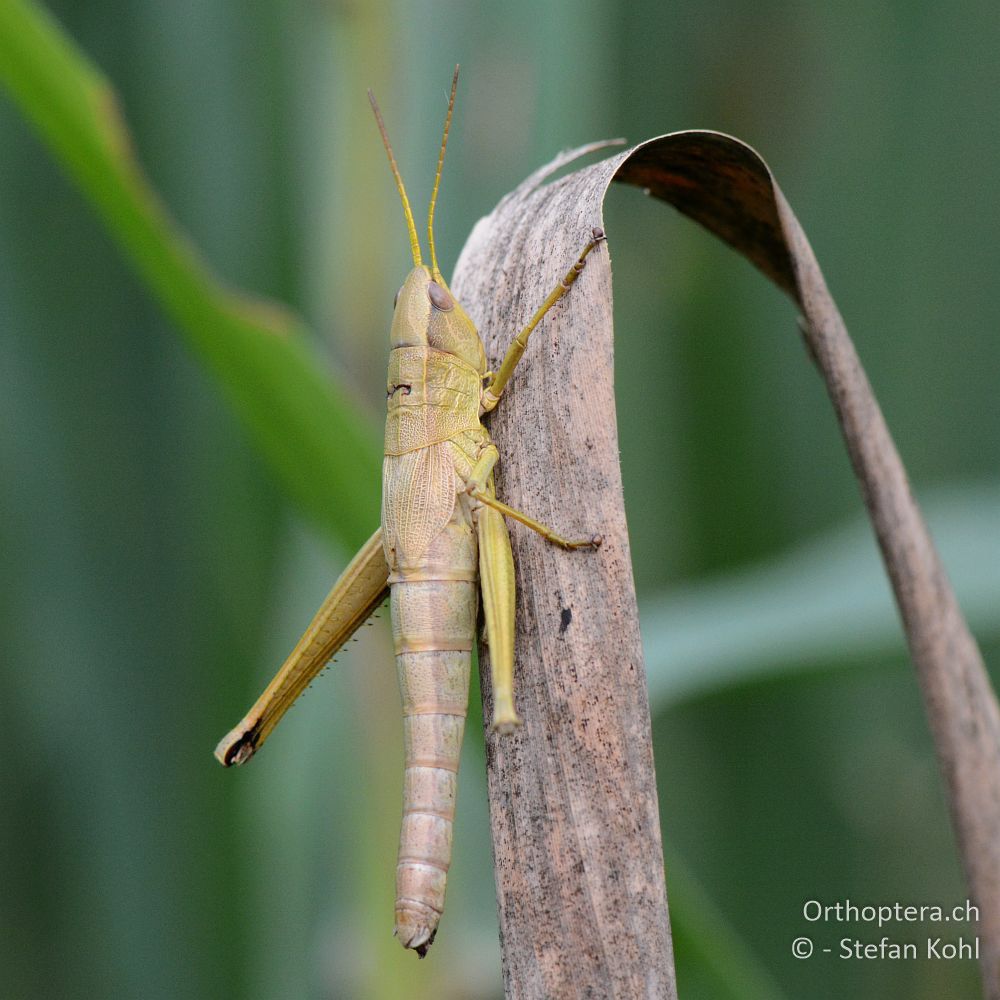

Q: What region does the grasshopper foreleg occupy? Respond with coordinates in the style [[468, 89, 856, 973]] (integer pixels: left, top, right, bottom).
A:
[[481, 227, 606, 413]]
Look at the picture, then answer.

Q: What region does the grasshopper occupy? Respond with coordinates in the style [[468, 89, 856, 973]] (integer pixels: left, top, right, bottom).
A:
[[215, 67, 603, 956]]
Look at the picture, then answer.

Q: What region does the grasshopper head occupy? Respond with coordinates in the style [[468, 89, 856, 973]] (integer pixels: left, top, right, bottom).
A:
[[391, 266, 487, 373], [371, 70, 485, 372]]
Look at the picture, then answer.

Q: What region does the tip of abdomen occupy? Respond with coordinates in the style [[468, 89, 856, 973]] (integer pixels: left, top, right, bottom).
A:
[[395, 900, 440, 957]]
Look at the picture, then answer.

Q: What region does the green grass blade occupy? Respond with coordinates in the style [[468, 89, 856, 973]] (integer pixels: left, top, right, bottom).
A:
[[0, 0, 380, 550], [668, 850, 789, 1000], [642, 482, 1000, 706]]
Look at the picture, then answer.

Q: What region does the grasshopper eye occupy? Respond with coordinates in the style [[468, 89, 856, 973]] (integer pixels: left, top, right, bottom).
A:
[[427, 281, 454, 312], [393, 285, 403, 309]]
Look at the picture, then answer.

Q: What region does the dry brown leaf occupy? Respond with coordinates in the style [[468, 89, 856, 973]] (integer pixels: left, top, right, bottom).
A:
[[453, 132, 1000, 1000]]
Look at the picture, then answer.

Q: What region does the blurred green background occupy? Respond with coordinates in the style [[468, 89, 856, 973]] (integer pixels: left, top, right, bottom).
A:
[[1, 1, 997, 998]]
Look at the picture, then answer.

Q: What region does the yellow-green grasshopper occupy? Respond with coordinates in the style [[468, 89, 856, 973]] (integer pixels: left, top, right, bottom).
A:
[[214, 67, 603, 956]]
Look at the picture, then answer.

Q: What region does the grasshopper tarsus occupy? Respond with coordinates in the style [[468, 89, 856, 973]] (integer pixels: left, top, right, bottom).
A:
[[556, 533, 603, 552]]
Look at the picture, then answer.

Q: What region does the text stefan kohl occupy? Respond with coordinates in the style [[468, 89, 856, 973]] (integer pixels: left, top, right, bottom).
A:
[[839, 937, 979, 960]]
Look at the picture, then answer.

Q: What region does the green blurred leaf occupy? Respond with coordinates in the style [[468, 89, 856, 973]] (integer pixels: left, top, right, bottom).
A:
[[642, 482, 1000, 705], [668, 850, 789, 1000], [0, 0, 380, 551]]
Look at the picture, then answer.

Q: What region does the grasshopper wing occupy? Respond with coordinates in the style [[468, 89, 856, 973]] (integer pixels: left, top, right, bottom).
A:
[[215, 527, 389, 766]]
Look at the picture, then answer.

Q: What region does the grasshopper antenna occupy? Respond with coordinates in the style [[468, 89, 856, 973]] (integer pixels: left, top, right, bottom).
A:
[[368, 88, 423, 268], [427, 65, 460, 283]]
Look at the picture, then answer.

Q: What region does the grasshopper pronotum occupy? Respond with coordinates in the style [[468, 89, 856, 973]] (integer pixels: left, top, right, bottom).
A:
[[215, 67, 603, 956]]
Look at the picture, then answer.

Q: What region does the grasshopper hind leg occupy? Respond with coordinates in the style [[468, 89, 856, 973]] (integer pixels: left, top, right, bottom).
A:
[[475, 496, 521, 732], [473, 472, 602, 732]]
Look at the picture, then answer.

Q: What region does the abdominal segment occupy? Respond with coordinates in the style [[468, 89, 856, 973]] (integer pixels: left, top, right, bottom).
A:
[[387, 498, 478, 955], [392, 641, 470, 954]]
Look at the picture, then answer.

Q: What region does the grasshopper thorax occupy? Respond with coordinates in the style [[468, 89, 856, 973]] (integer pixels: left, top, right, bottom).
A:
[[391, 265, 487, 374]]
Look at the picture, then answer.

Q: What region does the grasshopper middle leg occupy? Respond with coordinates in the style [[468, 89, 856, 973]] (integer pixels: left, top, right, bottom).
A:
[[464, 444, 601, 550], [472, 490, 602, 551]]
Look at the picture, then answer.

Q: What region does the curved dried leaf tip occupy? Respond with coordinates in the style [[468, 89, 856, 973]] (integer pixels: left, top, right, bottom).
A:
[[453, 129, 1000, 998]]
